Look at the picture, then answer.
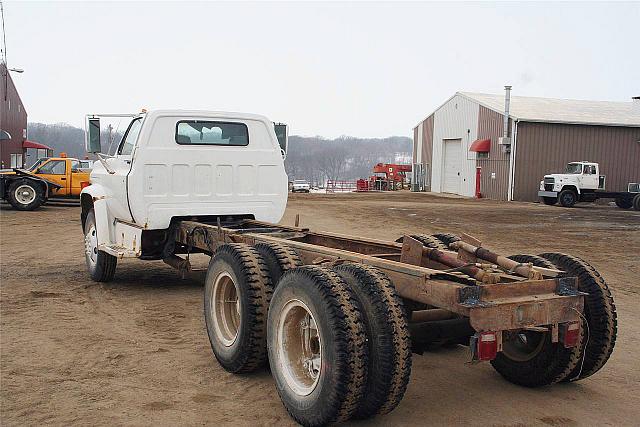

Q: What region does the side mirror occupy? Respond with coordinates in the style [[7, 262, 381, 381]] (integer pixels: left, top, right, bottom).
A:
[[274, 123, 288, 154], [87, 118, 102, 153]]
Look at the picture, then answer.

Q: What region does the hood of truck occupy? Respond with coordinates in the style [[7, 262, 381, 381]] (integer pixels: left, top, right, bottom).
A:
[[544, 174, 579, 182]]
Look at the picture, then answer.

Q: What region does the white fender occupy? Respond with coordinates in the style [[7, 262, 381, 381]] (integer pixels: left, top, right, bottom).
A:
[[81, 184, 112, 246]]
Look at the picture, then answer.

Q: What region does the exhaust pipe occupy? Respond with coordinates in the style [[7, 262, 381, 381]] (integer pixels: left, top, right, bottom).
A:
[[503, 85, 511, 138]]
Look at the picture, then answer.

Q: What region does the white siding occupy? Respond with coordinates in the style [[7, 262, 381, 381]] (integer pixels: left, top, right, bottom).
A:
[[431, 94, 479, 197]]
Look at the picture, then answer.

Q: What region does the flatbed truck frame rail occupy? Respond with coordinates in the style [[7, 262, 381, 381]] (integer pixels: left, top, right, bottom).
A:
[[173, 219, 584, 333]]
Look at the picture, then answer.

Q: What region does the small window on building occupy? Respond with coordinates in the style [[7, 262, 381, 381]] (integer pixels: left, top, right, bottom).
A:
[[477, 152, 489, 159], [175, 121, 249, 146], [10, 153, 23, 168], [18, 104, 21, 113]]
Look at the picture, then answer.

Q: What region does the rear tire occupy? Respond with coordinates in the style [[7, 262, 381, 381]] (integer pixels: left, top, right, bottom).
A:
[[267, 266, 368, 426], [542, 197, 557, 205], [615, 197, 633, 209], [84, 209, 117, 282], [634, 194, 640, 211], [204, 244, 273, 373], [539, 253, 617, 381], [559, 189, 577, 207], [489, 254, 582, 387], [332, 263, 411, 419], [7, 179, 45, 211], [254, 242, 302, 286]]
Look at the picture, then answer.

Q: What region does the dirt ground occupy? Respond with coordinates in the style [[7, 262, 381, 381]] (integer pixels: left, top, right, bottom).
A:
[[1, 192, 639, 426]]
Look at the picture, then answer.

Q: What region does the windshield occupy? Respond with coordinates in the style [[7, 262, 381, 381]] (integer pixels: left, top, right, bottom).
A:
[[565, 163, 582, 174], [28, 158, 48, 171]]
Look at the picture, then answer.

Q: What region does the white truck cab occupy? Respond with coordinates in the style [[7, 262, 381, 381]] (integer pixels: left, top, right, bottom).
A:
[[538, 161, 603, 207], [80, 110, 288, 279]]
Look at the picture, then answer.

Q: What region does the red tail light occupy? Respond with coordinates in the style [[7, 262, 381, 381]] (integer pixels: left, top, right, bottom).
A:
[[477, 331, 498, 361], [561, 322, 580, 348], [81, 181, 90, 189]]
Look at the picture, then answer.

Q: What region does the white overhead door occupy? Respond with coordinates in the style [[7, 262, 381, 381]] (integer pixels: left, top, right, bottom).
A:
[[442, 139, 462, 194]]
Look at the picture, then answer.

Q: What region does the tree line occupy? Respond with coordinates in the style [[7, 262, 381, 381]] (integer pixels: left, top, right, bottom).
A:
[[27, 122, 412, 183]]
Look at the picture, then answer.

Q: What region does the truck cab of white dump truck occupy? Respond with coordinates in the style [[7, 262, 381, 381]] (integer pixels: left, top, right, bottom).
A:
[[80, 110, 289, 267]]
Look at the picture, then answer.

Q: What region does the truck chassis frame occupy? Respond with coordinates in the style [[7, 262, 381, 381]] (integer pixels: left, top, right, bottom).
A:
[[172, 219, 584, 336]]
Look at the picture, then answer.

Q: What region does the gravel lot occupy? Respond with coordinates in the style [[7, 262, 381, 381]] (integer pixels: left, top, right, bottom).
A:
[[1, 192, 639, 426]]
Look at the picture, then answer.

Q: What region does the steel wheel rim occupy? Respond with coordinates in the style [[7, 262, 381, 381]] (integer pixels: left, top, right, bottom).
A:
[[561, 193, 574, 205], [84, 225, 98, 266], [14, 184, 36, 205], [211, 272, 241, 347], [277, 299, 322, 396], [502, 330, 546, 362]]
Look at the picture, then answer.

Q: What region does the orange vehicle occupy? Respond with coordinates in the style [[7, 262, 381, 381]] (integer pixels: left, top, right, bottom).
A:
[[0, 155, 91, 210]]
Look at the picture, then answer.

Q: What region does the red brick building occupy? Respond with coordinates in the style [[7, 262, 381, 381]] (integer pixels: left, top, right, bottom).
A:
[[1, 61, 28, 168]]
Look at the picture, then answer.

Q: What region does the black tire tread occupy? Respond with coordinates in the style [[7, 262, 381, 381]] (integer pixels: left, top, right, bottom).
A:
[[431, 233, 461, 249], [332, 263, 412, 418], [410, 234, 448, 250], [489, 254, 583, 387], [539, 252, 617, 381], [84, 209, 117, 282], [206, 243, 273, 373], [7, 178, 45, 211], [253, 241, 302, 285], [273, 266, 368, 425]]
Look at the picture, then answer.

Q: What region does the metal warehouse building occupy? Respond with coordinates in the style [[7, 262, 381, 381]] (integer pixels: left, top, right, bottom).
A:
[[412, 89, 640, 202]]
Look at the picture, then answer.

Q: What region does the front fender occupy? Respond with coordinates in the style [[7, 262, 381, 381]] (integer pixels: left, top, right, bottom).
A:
[[80, 184, 111, 246]]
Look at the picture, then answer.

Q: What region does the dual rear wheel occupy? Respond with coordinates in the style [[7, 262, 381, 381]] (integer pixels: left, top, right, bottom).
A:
[[204, 243, 411, 426]]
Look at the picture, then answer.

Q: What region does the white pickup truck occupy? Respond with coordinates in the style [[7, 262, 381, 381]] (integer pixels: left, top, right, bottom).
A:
[[81, 112, 617, 426], [538, 161, 639, 209]]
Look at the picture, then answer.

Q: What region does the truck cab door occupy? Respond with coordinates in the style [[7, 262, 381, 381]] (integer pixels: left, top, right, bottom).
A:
[[98, 118, 143, 222], [35, 159, 69, 196], [582, 164, 598, 189]]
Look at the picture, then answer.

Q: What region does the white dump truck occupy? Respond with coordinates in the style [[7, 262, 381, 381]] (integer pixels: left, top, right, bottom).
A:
[[538, 161, 640, 209], [81, 110, 617, 426]]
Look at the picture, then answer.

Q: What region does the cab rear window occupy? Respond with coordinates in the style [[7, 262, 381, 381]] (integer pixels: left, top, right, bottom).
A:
[[175, 121, 249, 146]]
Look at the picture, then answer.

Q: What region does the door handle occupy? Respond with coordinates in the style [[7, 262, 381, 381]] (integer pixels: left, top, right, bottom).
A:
[[60, 177, 66, 180]]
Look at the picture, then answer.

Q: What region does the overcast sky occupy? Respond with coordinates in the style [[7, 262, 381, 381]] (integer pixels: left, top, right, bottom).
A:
[[3, 1, 639, 137]]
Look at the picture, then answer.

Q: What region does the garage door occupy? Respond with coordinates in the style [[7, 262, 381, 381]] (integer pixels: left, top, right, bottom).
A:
[[442, 139, 462, 194]]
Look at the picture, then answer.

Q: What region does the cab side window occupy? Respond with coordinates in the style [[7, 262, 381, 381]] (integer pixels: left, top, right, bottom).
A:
[[583, 165, 596, 174], [71, 160, 80, 172], [38, 160, 66, 175], [118, 118, 143, 156]]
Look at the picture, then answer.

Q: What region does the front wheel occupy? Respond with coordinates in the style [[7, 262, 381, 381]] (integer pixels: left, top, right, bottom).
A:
[[84, 209, 117, 282], [7, 179, 45, 211], [633, 194, 640, 211], [558, 189, 577, 207]]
